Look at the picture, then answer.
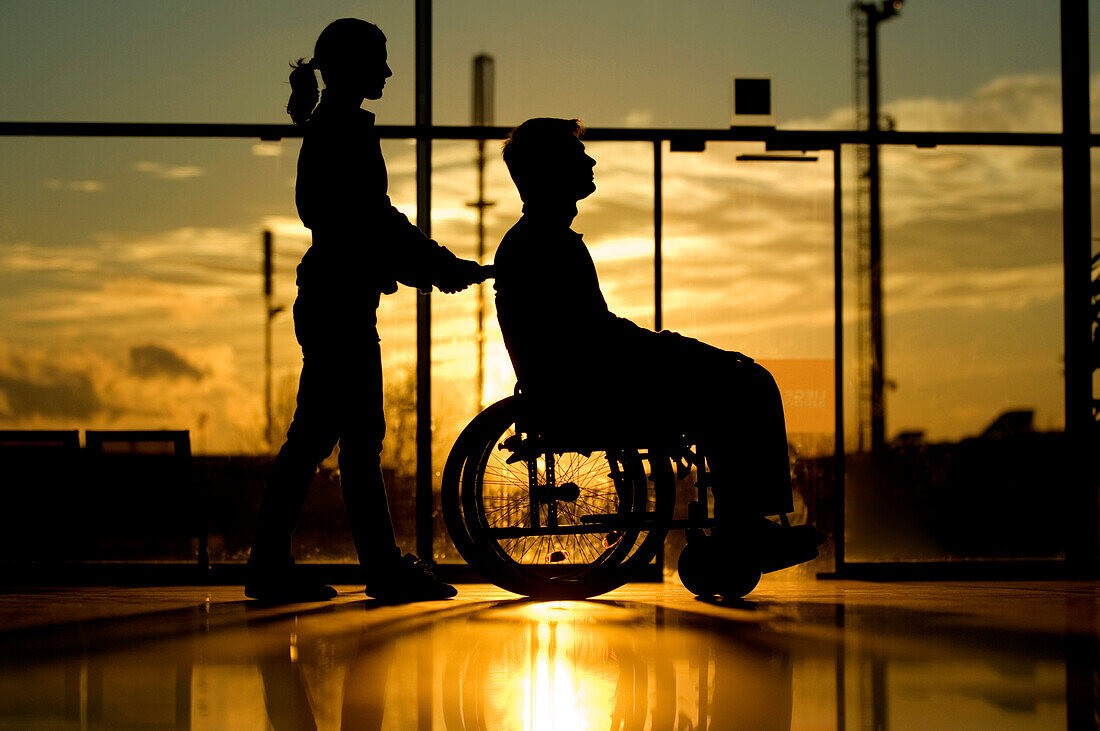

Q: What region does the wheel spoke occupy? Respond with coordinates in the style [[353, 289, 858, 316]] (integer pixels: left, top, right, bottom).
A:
[[479, 442, 634, 566], [456, 402, 666, 595]]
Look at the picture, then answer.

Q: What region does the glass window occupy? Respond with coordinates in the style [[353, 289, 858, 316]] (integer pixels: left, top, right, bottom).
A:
[[663, 141, 836, 574], [0, 136, 426, 563], [0, 2, 415, 124], [844, 145, 1067, 562], [433, 2, 1060, 133]]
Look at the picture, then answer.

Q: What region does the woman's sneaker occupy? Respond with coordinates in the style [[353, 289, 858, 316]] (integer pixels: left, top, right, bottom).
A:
[[365, 554, 458, 602], [244, 556, 338, 603]]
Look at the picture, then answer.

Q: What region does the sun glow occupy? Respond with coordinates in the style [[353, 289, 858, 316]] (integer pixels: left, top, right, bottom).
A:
[[516, 617, 610, 731], [481, 341, 517, 405]]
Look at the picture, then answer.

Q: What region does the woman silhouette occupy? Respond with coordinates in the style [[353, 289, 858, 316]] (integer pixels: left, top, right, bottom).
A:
[[247, 18, 484, 602]]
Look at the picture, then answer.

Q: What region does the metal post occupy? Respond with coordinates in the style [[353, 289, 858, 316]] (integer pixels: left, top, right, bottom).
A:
[[471, 55, 495, 410], [415, 0, 434, 562], [652, 139, 666, 576], [262, 230, 274, 449], [654, 140, 663, 332], [833, 146, 846, 570], [1060, 0, 1095, 568]]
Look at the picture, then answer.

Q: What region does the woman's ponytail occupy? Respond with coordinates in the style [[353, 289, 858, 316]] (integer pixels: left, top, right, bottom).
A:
[[287, 58, 319, 125]]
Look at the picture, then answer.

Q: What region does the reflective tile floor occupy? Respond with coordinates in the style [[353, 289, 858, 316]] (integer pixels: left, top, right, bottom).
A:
[[0, 578, 1097, 729]]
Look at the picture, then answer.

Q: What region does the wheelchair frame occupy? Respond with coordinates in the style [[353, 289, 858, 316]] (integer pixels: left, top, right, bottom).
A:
[[442, 390, 767, 599]]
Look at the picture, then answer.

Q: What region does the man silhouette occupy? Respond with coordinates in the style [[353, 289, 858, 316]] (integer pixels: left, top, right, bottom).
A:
[[494, 118, 821, 572]]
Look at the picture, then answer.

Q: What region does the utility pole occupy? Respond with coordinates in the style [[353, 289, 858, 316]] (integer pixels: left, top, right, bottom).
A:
[[854, 0, 902, 453], [468, 54, 495, 411], [262, 230, 284, 450]]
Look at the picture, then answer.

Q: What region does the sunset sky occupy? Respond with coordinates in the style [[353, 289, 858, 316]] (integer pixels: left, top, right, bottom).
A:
[[0, 1, 1095, 456]]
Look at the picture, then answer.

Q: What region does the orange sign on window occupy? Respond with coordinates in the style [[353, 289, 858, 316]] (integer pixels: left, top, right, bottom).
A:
[[755, 359, 834, 435]]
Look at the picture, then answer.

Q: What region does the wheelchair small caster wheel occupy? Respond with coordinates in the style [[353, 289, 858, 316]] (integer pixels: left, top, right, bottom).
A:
[[678, 541, 716, 597], [719, 563, 761, 599], [678, 537, 761, 599]]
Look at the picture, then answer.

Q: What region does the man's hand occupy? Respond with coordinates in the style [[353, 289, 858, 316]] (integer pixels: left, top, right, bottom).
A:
[[436, 260, 493, 294]]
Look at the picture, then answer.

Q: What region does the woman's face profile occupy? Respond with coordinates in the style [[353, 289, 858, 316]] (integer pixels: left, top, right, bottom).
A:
[[359, 44, 392, 100]]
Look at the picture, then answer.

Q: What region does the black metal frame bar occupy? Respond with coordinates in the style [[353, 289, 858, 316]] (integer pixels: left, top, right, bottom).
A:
[[654, 140, 663, 332], [415, 0, 434, 563], [1059, 0, 1095, 570], [832, 147, 846, 572], [2, 120, 1093, 148]]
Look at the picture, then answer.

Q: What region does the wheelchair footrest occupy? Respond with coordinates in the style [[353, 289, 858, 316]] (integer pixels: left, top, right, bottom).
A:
[[579, 512, 662, 526], [577, 513, 717, 530], [663, 518, 719, 530], [489, 522, 651, 538]]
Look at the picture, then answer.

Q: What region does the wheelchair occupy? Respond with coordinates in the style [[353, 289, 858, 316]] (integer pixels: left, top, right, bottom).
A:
[[442, 387, 773, 600]]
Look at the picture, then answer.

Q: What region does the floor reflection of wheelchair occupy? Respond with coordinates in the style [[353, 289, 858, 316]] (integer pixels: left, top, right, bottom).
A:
[[442, 388, 765, 600]]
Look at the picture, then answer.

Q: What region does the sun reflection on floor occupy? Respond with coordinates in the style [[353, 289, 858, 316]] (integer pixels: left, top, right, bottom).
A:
[[0, 584, 1089, 730], [444, 602, 624, 730]]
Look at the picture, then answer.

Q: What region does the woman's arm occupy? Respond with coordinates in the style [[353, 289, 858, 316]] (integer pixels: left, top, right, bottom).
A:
[[297, 113, 485, 292]]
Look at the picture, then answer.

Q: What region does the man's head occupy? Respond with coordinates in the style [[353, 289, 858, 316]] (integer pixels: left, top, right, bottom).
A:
[[502, 118, 596, 204]]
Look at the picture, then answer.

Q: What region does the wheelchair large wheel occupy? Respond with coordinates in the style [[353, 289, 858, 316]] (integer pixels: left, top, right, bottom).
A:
[[444, 396, 672, 599]]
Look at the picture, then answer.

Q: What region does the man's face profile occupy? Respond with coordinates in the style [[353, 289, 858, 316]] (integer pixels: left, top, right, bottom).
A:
[[505, 119, 597, 204], [548, 135, 596, 202], [570, 138, 597, 200]]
